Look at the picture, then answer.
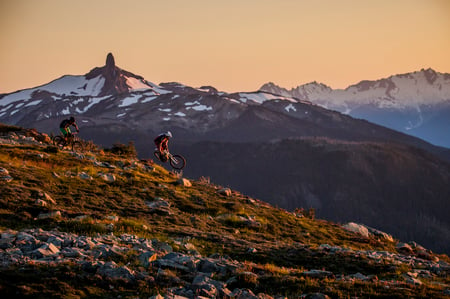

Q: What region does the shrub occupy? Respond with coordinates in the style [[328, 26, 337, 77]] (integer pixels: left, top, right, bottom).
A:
[[105, 142, 137, 157]]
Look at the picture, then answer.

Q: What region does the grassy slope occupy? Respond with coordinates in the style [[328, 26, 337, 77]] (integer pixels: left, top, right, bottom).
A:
[[0, 136, 449, 298]]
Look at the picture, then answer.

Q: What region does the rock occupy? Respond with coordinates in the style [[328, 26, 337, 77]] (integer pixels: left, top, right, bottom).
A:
[[396, 242, 414, 254], [78, 172, 93, 180], [229, 289, 258, 299], [343, 222, 369, 238], [37, 211, 62, 219], [106, 215, 119, 222], [0, 167, 9, 175], [367, 227, 394, 242], [302, 269, 335, 279], [32, 243, 60, 258], [406, 277, 423, 285], [138, 251, 158, 268], [218, 188, 232, 196], [98, 172, 116, 182], [176, 178, 192, 187], [145, 198, 172, 215], [301, 293, 331, 299], [348, 272, 369, 280], [97, 261, 135, 281], [0, 167, 13, 182]]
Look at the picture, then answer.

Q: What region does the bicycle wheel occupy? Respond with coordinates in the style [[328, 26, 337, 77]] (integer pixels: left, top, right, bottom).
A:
[[72, 141, 83, 152], [170, 154, 186, 170]]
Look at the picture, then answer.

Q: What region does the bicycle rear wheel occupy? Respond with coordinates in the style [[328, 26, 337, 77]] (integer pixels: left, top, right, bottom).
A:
[[72, 141, 83, 152], [170, 154, 186, 170]]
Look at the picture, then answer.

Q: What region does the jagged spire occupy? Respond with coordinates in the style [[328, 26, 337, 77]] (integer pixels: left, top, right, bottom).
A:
[[106, 53, 115, 69]]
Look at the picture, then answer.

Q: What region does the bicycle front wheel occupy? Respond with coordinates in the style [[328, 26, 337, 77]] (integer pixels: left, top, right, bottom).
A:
[[170, 154, 186, 170], [72, 141, 83, 152]]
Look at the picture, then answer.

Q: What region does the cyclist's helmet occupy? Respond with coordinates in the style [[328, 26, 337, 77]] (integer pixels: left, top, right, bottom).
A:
[[69, 116, 75, 123], [165, 131, 172, 138]]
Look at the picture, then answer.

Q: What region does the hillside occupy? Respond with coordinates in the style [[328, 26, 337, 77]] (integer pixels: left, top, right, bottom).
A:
[[1, 124, 450, 298], [179, 138, 450, 254]]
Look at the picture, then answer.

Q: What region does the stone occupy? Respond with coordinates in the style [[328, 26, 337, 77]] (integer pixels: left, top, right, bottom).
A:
[[98, 173, 116, 182], [343, 222, 370, 238], [176, 178, 192, 187], [37, 211, 62, 219], [302, 269, 335, 279], [78, 172, 93, 180], [218, 188, 232, 196], [138, 251, 158, 268]]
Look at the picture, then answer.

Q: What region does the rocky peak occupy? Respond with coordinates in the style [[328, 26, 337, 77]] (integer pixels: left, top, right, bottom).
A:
[[106, 52, 116, 69], [84, 53, 135, 96]]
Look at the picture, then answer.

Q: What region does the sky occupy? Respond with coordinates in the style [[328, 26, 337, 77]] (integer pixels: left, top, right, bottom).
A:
[[1, 0, 449, 94]]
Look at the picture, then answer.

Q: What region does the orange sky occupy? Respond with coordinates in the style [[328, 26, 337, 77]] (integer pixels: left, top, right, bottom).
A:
[[1, 0, 449, 94]]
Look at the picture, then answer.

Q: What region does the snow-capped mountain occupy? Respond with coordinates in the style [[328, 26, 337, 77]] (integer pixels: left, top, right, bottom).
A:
[[260, 69, 450, 147]]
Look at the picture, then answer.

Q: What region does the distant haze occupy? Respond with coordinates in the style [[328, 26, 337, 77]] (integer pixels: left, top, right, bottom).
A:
[[1, 0, 449, 94]]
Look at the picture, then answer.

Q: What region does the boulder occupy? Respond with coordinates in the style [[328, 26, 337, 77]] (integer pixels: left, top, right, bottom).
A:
[[343, 222, 369, 238]]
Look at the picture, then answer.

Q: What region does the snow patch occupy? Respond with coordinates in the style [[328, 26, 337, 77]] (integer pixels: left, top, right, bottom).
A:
[[126, 77, 152, 91], [61, 107, 70, 115], [119, 94, 141, 107], [185, 101, 201, 106], [75, 97, 109, 113], [142, 96, 157, 103], [239, 92, 296, 104], [285, 104, 296, 112], [174, 112, 186, 117], [158, 108, 172, 112], [187, 105, 213, 111]]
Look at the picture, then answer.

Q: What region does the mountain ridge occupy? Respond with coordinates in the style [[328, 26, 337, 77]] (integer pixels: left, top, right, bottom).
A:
[[259, 68, 450, 147]]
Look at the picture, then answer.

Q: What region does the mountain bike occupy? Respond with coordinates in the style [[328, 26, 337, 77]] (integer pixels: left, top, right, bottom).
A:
[[153, 149, 186, 170], [53, 132, 83, 152]]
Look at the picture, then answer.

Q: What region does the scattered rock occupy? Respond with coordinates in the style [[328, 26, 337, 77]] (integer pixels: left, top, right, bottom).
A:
[[218, 188, 232, 196]]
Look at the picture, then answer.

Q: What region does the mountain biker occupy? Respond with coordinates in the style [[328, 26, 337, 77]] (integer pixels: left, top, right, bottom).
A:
[[154, 131, 172, 162], [59, 116, 79, 140]]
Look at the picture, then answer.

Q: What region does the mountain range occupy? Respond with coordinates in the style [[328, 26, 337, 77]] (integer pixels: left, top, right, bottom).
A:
[[1, 53, 450, 254], [260, 68, 450, 148]]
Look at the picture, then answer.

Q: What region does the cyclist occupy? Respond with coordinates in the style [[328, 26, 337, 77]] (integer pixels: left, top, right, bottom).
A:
[[154, 131, 172, 162], [59, 116, 79, 140]]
